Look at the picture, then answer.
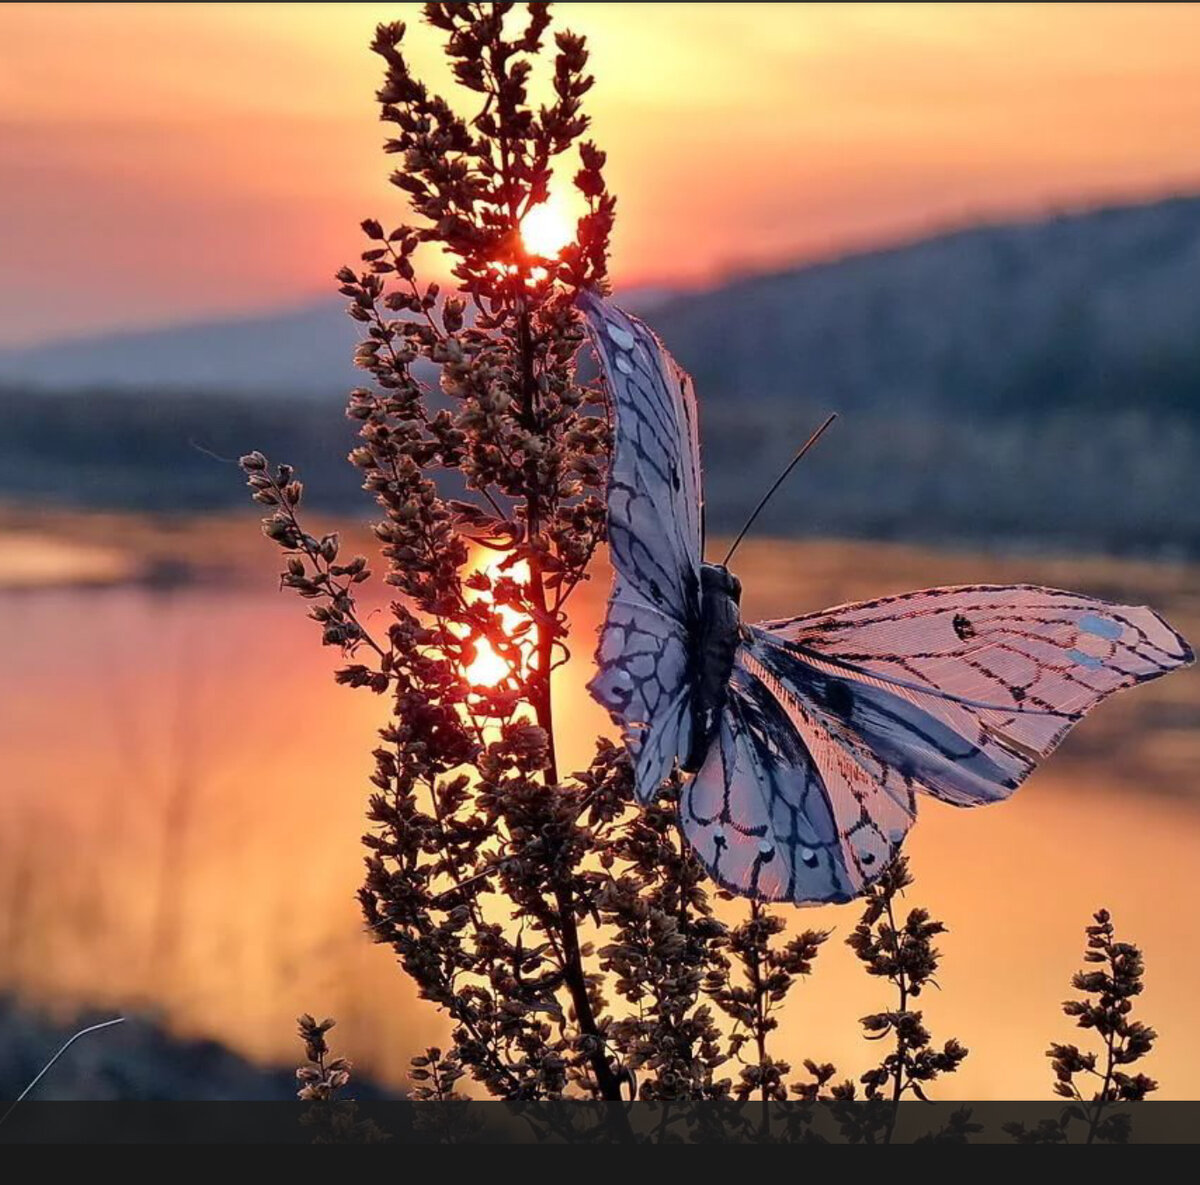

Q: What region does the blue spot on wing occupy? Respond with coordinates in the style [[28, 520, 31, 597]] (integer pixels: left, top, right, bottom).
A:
[[1079, 614, 1123, 641], [1066, 648, 1104, 669]]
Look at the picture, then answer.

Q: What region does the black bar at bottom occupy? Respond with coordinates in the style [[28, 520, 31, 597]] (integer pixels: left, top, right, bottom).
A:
[[1, 1100, 1198, 1143]]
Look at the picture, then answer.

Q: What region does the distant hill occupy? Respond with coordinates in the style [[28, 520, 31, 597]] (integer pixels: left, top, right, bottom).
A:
[[0, 302, 361, 398], [647, 194, 1200, 555], [0, 286, 680, 396], [652, 193, 1200, 419], [2, 196, 1199, 555]]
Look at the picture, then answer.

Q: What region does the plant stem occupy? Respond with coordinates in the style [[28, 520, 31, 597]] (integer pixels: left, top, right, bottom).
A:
[[1085, 945, 1121, 1145], [512, 280, 621, 1103], [885, 894, 907, 1145], [748, 900, 770, 1103]]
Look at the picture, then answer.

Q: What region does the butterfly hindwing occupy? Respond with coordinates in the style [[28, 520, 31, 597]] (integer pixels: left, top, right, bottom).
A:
[[589, 575, 694, 799], [580, 291, 705, 800], [681, 643, 914, 904], [748, 626, 1030, 808]]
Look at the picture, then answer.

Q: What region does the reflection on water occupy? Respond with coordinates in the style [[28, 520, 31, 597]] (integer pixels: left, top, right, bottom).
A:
[[1, 515, 1198, 1098], [0, 532, 132, 587]]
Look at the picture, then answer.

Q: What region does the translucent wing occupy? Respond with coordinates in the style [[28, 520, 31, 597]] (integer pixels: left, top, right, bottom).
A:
[[752, 584, 1194, 806], [578, 290, 704, 608], [589, 576, 694, 801], [681, 643, 915, 904], [580, 291, 705, 800]]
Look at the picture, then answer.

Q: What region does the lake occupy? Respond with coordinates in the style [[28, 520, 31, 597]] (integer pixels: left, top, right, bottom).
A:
[[1, 508, 1198, 1099]]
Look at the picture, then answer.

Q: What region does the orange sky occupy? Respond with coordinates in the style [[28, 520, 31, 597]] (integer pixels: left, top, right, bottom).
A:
[[3, 2, 1200, 344]]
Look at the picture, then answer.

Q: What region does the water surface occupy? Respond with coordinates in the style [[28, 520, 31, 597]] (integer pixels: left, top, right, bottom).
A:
[[2, 512, 1197, 1098]]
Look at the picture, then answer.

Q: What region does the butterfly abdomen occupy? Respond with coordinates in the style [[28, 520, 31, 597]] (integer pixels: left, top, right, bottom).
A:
[[682, 563, 743, 773]]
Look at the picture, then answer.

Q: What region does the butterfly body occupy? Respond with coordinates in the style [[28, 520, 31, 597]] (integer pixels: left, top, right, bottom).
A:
[[580, 289, 1194, 905], [684, 563, 744, 772]]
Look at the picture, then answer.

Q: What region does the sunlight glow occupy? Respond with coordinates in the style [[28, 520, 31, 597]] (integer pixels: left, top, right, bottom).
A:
[[465, 637, 510, 688], [10, 4, 1200, 343], [462, 554, 532, 688], [520, 194, 576, 259]]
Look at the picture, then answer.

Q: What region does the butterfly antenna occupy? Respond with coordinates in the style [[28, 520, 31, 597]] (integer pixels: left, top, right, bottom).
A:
[[721, 413, 838, 567]]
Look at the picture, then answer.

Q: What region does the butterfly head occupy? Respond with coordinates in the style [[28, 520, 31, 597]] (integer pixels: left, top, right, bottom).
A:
[[701, 562, 742, 606]]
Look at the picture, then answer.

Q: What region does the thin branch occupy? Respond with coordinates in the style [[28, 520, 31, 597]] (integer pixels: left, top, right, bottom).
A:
[[0, 1017, 126, 1128]]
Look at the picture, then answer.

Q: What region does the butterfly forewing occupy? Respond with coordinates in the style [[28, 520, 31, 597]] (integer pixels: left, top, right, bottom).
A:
[[752, 585, 1194, 805], [580, 291, 705, 800]]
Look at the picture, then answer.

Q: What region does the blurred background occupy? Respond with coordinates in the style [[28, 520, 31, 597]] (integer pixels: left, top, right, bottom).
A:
[[1, 2, 1198, 1101]]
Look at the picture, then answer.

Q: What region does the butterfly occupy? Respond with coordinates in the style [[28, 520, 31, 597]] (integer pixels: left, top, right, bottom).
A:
[[579, 289, 1195, 905]]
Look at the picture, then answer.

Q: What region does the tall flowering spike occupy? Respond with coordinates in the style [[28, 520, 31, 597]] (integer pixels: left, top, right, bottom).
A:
[[241, 4, 741, 1105], [843, 857, 967, 1140], [1006, 908, 1157, 1144], [705, 897, 832, 1102]]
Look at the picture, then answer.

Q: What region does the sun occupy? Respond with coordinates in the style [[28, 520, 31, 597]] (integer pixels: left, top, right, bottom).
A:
[[465, 637, 510, 688], [461, 553, 532, 688], [520, 194, 576, 258]]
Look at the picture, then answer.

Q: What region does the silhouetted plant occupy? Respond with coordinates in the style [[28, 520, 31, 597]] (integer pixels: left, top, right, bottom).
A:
[[408, 1045, 467, 1101], [1004, 909, 1156, 1144], [839, 857, 967, 1141], [912, 1107, 983, 1144], [296, 1013, 388, 1142], [246, 3, 746, 1103], [295, 1013, 351, 1102], [707, 901, 829, 1102]]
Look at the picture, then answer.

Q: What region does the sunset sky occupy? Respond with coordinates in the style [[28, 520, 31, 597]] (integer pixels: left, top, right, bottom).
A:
[[4, 2, 1200, 345]]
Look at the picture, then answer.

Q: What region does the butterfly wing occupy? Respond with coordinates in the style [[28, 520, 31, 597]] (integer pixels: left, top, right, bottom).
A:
[[681, 642, 915, 904], [751, 584, 1193, 807], [590, 579, 695, 800], [683, 583, 1192, 904], [580, 291, 704, 800]]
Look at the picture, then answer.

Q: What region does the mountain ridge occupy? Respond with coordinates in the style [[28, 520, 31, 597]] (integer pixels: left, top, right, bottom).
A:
[[0, 285, 680, 396]]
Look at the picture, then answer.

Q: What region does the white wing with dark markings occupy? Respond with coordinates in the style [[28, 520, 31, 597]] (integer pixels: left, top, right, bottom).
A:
[[580, 291, 704, 800], [681, 641, 915, 904], [753, 585, 1193, 806]]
